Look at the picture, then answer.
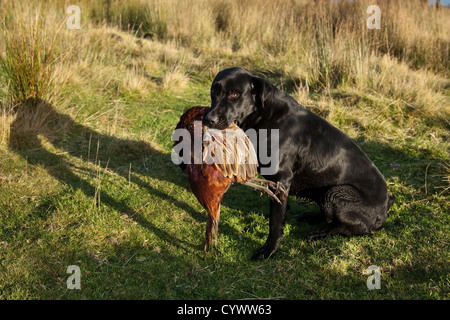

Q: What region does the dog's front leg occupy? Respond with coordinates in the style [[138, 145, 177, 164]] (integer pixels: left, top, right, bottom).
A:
[[251, 196, 289, 260]]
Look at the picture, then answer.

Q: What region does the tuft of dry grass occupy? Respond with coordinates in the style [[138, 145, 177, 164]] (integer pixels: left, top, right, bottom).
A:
[[162, 66, 189, 93], [0, 4, 70, 106], [0, 3, 78, 149]]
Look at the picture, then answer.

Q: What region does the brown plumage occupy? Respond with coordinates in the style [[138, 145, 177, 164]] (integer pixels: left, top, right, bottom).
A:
[[174, 106, 285, 253]]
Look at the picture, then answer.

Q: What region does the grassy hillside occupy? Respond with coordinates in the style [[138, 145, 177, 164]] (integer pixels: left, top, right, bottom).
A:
[[0, 0, 449, 299]]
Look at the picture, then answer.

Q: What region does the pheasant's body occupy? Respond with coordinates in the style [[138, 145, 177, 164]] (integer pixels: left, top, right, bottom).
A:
[[174, 106, 284, 253]]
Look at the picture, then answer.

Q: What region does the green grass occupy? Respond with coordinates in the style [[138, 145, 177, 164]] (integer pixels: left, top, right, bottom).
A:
[[1, 83, 448, 299], [0, 1, 449, 300]]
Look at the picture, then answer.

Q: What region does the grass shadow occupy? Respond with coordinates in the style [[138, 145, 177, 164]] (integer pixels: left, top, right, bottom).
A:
[[8, 98, 200, 253], [7, 98, 269, 257], [7, 98, 448, 259]]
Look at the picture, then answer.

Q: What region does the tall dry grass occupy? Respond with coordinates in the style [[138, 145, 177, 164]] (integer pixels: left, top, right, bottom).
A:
[[79, 0, 449, 92], [2, 1, 448, 94], [0, 3, 76, 146], [0, 4, 72, 105], [0, 0, 449, 146]]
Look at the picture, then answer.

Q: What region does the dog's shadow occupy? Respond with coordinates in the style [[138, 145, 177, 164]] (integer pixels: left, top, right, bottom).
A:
[[7, 99, 267, 254], [8, 99, 206, 251]]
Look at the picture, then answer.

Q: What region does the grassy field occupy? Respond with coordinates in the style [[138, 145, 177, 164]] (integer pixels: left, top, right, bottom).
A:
[[0, 0, 449, 300]]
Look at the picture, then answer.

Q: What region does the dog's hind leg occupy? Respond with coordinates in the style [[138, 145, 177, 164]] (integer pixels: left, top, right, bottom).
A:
[[330, 210, 372, 236], [306, 185, 381, 240]]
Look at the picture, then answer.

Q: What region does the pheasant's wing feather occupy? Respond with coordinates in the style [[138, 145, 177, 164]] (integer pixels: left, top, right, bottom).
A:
[[202, 129, 226, 174], [203, 124, 258, 180], [244, 133, 258, 178]]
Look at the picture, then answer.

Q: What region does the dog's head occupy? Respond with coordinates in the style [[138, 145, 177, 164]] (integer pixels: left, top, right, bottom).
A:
[[203, 67, 274, 130]]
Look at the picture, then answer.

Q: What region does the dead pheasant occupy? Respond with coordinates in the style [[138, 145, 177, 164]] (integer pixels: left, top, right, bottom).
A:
[[173, 106, 286, 253]]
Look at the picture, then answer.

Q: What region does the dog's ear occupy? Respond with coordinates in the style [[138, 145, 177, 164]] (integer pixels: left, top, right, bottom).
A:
[[251, 76, 274, 109]]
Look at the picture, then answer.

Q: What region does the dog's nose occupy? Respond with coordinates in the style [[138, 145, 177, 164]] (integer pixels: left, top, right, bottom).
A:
[[203, 112, 218, 127]]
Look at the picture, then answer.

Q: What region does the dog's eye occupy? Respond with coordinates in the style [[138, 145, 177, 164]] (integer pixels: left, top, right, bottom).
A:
[[229, 91, 240, 99]]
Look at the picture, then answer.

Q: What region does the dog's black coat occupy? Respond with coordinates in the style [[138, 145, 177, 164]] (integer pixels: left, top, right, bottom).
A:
[[203, 67, 394, 260]]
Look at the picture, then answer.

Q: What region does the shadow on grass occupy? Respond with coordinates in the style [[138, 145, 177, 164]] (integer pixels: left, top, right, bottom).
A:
[[7, 98, 447, 258], [8, 99, 202, 252], [5, 99, 448, 299], [7, 98, 264, 256]]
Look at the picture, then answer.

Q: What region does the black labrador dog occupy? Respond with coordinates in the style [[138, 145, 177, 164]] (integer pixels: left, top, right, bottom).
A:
[[203, 67, 395, 260]]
